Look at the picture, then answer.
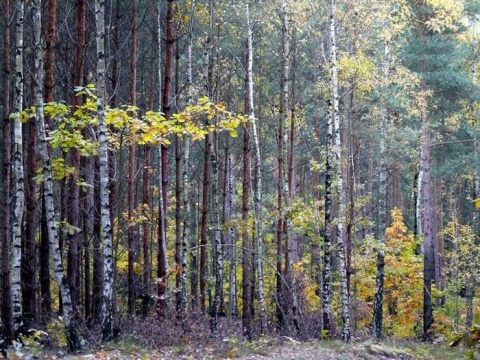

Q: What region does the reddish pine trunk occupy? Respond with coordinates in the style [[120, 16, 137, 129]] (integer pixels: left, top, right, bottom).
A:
[[157, 0, 174, 317], [67, 0, 87, 312]]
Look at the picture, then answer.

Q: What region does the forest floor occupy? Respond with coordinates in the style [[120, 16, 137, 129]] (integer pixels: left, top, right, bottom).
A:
[[26, 337, 465, 360]]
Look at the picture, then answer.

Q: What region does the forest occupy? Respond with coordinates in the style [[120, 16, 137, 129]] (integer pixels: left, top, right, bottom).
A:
[[0, 0, 479, 357]]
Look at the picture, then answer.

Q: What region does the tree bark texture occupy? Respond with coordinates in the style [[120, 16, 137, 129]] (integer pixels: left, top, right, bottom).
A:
[[11, 0, 25, 337], [96, 0, 114, 342]]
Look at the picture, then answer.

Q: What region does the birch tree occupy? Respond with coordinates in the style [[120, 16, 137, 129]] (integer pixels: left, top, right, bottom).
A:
[[246, 1, 267, 333], [95, 0, 114, 342], [2, 0, 12, 344], [34, 0, 81, 350], [11, 0, 25, 336]]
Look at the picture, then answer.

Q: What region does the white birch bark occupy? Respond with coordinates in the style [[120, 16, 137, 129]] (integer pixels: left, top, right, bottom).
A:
[[11, 0, 25, 336], [372, 34, 390, 339], [330, 0, 350, 341], [33, 0, 80, 349], [246, 2, 267, 333], [322, 32, 333, 336], [416, 169, 423, 237], [96, 0, 114, 342]]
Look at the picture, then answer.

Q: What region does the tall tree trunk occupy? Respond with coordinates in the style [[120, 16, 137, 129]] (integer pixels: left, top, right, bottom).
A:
[[34, 0, 81, 349], [417, 4, 435, 339], [11, 0, 25, 337], [1, 0, 12, 346], [40, 0, 56, 322], [246, 2, 267, 333], [322, 34, 334, 340], [174, 37, 182, 316], [329, 0, 350, 341], [200, 137, 210, 314], [179, 0, 196, 321], [96, 0, 114, 342], [242, 69, 252, 338], [467, 12, 478, 329], [157, 0, 172, 318], [128, 0, 138, 316], [276, 0, 289, 331], [372, 35, 390, 339], [68, 0, 87, 314], [184, 0, 197, 312]]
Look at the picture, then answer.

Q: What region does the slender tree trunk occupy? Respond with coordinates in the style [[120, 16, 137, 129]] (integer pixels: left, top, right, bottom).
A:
[[23, 98, 37, 325], [128, 0, 138, 316], [96, 0, 114, 342], [225, 149, 237, 318], [184, 0, 197, 312], [92, 172, 102, 323], [157, 0, 172, 318], [82, 156, 94, 320], [174, 37, 183, 316], [1, 0, 12, 346], [11, 0, 25, 337], [466, 12, 478, 329], [39, 0, 56, 323], [68, 0, 87, 314], [372, 35, 390, 339], [416, 5, 435, 339], [246, 2, 267, 333], [180, 0, 196, 321], [34, 0, 81, 349], [200, 135, 210, 315], [26, 2, 41, 320], [322, 33, 333, 339], [242, 75, 252, 338], [329, 0, 350, 341]]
